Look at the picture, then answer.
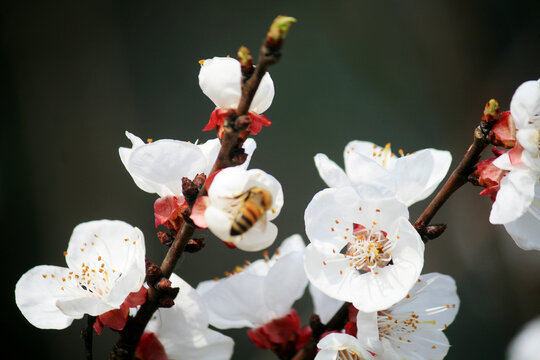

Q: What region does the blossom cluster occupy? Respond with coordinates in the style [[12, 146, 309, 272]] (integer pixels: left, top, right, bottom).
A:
[[14, 35, 539, 360], [473, 79, 540, 250]]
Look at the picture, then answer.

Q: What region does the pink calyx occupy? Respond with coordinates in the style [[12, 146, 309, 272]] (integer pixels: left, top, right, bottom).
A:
[[248, 309, 312, 356], [94, 286, 147, 334], [203, 108, 272, 138], [154, 196, 188, 230], [135, 332, 168, 360], [489, 111, 516, 148]]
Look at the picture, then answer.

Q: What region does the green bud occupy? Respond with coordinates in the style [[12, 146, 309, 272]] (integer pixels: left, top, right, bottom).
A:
[[237, 46, 253, 68], [267, 15, 297, 42], [482, 98, 500, 123]]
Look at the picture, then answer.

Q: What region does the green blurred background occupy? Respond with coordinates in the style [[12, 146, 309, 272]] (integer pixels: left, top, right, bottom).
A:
[[3, 0, 540, 359]]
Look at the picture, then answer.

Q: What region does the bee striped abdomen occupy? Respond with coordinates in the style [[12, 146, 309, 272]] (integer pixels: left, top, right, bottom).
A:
[[231, 202, 262, 236], [230, 187, 272, 236]]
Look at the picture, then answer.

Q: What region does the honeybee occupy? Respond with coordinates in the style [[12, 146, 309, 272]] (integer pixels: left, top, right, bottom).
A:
[[230, 187, 273, 236]]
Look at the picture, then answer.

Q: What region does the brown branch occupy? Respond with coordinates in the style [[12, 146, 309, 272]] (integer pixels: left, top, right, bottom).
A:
[[291, 303, 350, 360], [109, 15, 294, 360], [413, 126, 489, 240], [413, 99, 500, 241], [82, 315, 96, 360]]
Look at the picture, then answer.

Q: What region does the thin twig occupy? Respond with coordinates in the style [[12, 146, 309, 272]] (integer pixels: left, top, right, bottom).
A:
[[109, 16, 293, 360], [81, 315, 96, 360], [413, 126, 489, 240]]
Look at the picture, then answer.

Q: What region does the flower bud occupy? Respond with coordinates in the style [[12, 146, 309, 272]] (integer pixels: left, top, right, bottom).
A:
[[266, 15, 297, 48], [482, 98, 500, 124]]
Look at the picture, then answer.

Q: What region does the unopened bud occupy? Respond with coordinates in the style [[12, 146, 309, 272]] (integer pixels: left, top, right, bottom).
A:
[[185, 238, 206, 253], [266, 15, 297, 46], [145, 260, 163, 285], [155, 278, 172, 292], [481, 99, 500, 125], [423, 224, 447, 241], [157, 231, 172, 247], [237, 46, 253, 74]]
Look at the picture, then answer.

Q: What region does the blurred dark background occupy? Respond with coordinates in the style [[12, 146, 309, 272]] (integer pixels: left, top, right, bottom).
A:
[[3, 1, 540, 359]]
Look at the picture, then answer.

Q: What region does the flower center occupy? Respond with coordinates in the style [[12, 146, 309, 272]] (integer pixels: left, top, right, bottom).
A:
[[344, 224, 393, 272], [337, 349, 364, 360]]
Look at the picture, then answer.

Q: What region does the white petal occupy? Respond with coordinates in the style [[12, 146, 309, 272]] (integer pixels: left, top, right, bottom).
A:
[[388, 327, 450, 360], [517, 128, 540, 156], [314, 153, 351, 188], [250, 71, 274, 114], [200, 272, 267, 329], [317, 333, 376, 359], [233, 221, 278, 252], [355, 311, 383, 352], [164, 329, 234, 360], [148, 274, 234, 360], [198, 57, 274, 114], [510, 79, 540, 129], [392, 149, 452, 206], [490, 170, 536, 224], [344, 150, 398, 195], [263, 250, 307, 320], [390, 273, 459, 331], [504, 210, 540, 251], [309, 283, 344, 324], [15, 265, 76, 329], [507, 316, 540, 360], [127, 139, 207, 197], [314, 349, 338, 360], [199, 57, 242, 110]]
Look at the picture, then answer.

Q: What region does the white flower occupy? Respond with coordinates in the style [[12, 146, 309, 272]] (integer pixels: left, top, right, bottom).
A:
[[356, 273, 459, 360], [196, 235, 307, 329], [304, 186, 424, 312], [314, 141, 452, 207], [198, 56, 274, 115], [315, 332, 377, 360], [119, 131, 256, 198], [488, 79, 540, 250], [139, 273, 234, 360], [204, 167, 284, 251], [15, 220, 145, 329], [510, 79, 540, 172], [507, 316, 540, 360]]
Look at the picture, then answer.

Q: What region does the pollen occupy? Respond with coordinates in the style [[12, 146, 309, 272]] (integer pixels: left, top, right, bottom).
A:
[[339, 270, 343, 275], [42, 275, 47, 278], [63, 251, 68, 256], [124, 238, 129, 242], [335, 219, 340, 224], [147, 138, 153, 143], [323, 261, 327, 266], [198, 59, 205, 65]]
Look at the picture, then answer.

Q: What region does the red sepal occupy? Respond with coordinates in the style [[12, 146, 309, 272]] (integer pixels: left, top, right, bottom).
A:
[[94, 286, 147, 335], [490, 111, 516, 148], [135, 332, 168, 360], [203, 108, 271, 136], [248, 309, 311, 354], [154, 196, 188, 230]]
